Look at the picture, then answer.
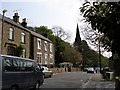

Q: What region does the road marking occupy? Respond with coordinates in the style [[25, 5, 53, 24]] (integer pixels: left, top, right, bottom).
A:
[[82, 74, 94, 89]]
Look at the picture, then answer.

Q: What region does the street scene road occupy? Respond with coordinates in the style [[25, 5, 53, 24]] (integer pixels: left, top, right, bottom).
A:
[[40, 72, 115, 89], [2, 1, 120, 90]]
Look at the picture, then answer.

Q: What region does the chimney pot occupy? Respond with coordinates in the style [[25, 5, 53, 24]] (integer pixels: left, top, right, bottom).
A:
[[21, 18, 27, 28], [13, 13, 19, 23], [22, 18, 26, 22], [14, 13, 18, 16]]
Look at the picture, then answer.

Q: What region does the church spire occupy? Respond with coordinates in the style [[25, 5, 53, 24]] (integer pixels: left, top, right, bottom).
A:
[[74, 23, 81, 46]]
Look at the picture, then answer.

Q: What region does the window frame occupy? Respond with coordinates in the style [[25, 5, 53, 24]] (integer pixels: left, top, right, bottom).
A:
[[44, 54, 48, 64], [9, 28, 14, 40], [37, 38, 41, 49], [50, 43, 53, 52], [21, 32, 25, 43], [44, 41, 48, 51], [50, 54, 53, 64], [2, 56, 34, 72], [3, 57, 13, 72], [37, 52, 42, 64]]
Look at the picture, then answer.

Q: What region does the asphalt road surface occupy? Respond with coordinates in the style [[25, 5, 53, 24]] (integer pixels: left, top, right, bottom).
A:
[[40, 72, 93, 89]]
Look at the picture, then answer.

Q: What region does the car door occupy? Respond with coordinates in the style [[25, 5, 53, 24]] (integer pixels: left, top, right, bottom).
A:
[[2, 57, 17, 89], [25, 61, 36, 87]]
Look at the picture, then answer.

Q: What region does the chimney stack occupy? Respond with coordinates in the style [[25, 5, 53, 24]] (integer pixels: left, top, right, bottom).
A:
[[13, 13, 19, 23], [21, 18, 27, 28]]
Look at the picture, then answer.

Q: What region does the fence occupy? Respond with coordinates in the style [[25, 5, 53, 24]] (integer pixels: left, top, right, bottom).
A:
[[50, 67, 81, 73]]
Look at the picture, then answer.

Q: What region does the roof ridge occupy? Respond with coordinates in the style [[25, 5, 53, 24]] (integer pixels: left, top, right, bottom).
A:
[[0, 14, 52, 43]]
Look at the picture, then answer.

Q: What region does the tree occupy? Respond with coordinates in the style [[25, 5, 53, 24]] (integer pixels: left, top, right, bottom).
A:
[[52, 26, 71, 41], [30, 25, 82, 66], [62, 43, 82, 66], [15, 45, 23, 57], [35, 26, 55, 43], [77, 40, 108, 68], [80, 2, 120, 89], [80, 2, 120, 52], [54, 37, 65, 65], [51, 26, 72, 66]]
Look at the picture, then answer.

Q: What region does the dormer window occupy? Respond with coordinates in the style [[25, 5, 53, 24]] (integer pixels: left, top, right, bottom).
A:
[[21, 32, 25, 43], [9, 28, 14, 40]]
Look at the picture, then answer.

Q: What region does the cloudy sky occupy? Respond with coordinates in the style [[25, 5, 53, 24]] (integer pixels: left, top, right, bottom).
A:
[[1, 0, 86, 43], [0, 0, 112, 57]]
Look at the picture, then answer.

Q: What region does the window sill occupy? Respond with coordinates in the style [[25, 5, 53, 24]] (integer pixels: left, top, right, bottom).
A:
[[8, 39, 14, 41], [45, 49, 47, 51], [21, 42, 25, 44]]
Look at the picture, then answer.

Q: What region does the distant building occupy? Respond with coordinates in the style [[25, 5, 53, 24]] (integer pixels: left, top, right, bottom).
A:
[[74, 23, 81, 47], [30, 31, 54, 67], [0, 13, 55, 67]]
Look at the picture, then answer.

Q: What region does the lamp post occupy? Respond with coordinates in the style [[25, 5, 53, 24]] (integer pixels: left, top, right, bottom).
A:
[[0, 9, 7, 54], [0, 9, 7, 90]]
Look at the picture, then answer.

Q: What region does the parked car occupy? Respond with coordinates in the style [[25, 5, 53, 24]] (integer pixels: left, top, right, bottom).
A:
[[41, 66, 53, 78], [87, 67, 95, 73], [1, 55, 44, 90], [83, 68, 88, 72]]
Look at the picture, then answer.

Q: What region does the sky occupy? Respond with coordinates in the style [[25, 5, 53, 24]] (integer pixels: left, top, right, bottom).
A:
[[0, 0, 86, 43], [0, 0, 112, 57]]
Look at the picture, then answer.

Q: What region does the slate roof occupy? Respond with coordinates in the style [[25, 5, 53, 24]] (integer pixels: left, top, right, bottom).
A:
[[0, 14, 52, 43]]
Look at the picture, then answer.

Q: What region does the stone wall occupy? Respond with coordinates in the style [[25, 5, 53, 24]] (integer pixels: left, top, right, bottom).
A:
[[1, 22, 30, 58]]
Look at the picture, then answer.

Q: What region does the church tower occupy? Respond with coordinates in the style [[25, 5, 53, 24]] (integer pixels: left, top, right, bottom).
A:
[[74, 23, 81, 46]]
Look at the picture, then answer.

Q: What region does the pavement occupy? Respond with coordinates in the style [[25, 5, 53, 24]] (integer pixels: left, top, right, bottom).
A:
[[83, 73, 115, 89]]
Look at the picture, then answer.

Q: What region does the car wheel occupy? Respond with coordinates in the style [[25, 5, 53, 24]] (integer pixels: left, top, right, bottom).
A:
[[34, 81, 40, 89], [43, 74, 45, 78], [10, 85, 18, 90], [49, 74, 52, 78]]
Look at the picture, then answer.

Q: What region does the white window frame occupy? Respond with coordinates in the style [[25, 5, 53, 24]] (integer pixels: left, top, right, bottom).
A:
[[50, 54, 53, 64], [9, 28, 14, 40], [21, 32, 25, 43], [45, 54, 48, 64], [37, 38, 41, 49], [37, 52, 42, 64], [50, 43, 53, 52], [44, 41, 47, 51]]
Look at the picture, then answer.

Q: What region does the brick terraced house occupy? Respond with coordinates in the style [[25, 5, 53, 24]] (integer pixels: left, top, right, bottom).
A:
[[0, 13, 55, 67]]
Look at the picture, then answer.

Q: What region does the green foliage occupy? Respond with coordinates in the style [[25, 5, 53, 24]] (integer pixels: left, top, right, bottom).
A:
[[35, 26, 56, 43], [76, 40, 108, 67], [101, 56, 109, 67], [80, 2, 120, 55], [62, 42, 82, 65], [15, 45, 23, 57], [54, 36, 66, 64], [34, 26, 82, 66]]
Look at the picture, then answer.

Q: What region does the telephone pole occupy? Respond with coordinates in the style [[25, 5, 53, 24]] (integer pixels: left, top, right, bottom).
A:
[[99, 34, 102, 73]]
